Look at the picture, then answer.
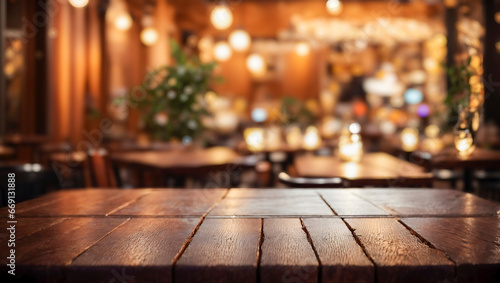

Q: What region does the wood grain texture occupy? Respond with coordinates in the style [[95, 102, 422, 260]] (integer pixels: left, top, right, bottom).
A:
[[302, 218, 374, 283], [345, 218, 455, 283], [112, 189, 226, 216], [0, 218, 126, 266], [68, 218, 199, 283], [226, 188, 319, 199], [16, 189, 150, 216], [260, 218, 318, 283], [402, 217, 500, 283], [175, 218, 261, 283], [318, 190, 390, 216], [0, 217, 67, 240], [350, 189, 500, 216], [209, 196, 334, 217]]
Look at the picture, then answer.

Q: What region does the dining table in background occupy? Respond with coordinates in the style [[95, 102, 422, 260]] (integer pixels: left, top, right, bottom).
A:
[[431, 148, 500, 192], [110, 146, 258, 187], [1, 187, 499, 283], [294, 152, 433, 187]]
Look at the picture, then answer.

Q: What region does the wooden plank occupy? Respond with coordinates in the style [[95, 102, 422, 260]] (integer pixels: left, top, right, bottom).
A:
[[260, 218, 318, 283], [0, 217, 127, 265], [350, 189, 500, 216], [302, 218, 374, 283], [402, 217, 500, 283], [209, 196, 334, 217], [226, 188, 318, 198], [318, 190, 390, 216], [17, 189, 151, 216], [175, 218, 261, 283], [68, 218, 199, 283], [112, 189, 226, 216], [0, 217, 67, 240], [0, 218, 128, 282], [345, 218, 455, 283]]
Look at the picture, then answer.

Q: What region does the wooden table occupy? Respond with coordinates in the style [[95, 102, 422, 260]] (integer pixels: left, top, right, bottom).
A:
[[111, 147, 257, 186], [432, 148, 500, 192], [1, 188, 499, 283], [294, 152, 433, 187]]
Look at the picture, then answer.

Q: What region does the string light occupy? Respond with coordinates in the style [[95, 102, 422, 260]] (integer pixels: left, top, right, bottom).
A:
[[115, 13, 133, 31], [246, 54, 266, 77], [213, 41, 232, 62], [69, 0, 89, 8], [210, 4, 233, 30], [326, 0, 343, 16], [140, 27, 158, 46], [229, 29, 251, 52]]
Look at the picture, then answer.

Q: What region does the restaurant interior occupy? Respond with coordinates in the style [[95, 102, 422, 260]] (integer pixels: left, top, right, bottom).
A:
[[1, 0, 500, 282]]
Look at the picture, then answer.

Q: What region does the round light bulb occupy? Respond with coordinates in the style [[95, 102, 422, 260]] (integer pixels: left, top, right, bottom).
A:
[[295, 42, 310, 56], [246, 53, 266, 77], [69, 0, 89, 8], [115, 13, 133, 31], [213, 41, 232, 62], [140, 27, 158, 46], [326, 0, 343, 16], [229, 29, 251, 52], [349, 123, 361, 134], [210, 4, 233, 30]]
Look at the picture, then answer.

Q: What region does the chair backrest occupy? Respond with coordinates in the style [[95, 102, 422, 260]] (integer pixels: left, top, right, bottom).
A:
[[278, 172, 344, 188], [87, 148, 118, 188]]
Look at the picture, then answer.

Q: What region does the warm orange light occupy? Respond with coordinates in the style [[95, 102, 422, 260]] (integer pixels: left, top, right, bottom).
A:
[[295, 42, 310, 56], [213, 41, 232, 62], [229, 29, 251, 52], [326, 0, 343, 16], [115, 13, 133, 31], [69, 0, 89, 8], [246, 53, 266, 77], [140, 27, 158, 46], [210, 4, 233, 30]]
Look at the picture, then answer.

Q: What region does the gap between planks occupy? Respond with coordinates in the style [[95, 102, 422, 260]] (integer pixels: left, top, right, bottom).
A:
[[300, 218, 323, 283], [397, 219, 459, 279], [319, 192, 379, 282], [170, 188, 231, 282]]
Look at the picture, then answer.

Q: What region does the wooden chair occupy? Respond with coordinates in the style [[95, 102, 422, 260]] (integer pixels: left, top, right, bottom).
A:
[[86, 148, 119, 188], [278, 172, 344, 188]]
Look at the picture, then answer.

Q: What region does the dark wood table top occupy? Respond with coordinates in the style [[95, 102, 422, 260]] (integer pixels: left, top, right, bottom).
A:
[[110, 146, 257, 172], [1, 188, 499, 283], [431, 148, 500, 169], [294, 152, 433, 187]]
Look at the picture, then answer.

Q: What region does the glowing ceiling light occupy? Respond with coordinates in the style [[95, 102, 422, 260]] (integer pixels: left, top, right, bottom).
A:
[[213, 41, 232, 62], [115, 13, 133, 31], [210, 4, 233, 30], [69, 0, 89, 8], [246, 53, 266, 77], [140, 27, 158, 46], [295, 42, 310, 56], [229, 29, 251, 52], [326, 0, 343, 16]]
